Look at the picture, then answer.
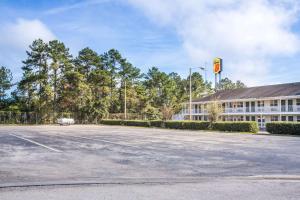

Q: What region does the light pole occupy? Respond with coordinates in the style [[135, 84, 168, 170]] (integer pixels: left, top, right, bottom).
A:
[[124, 79, 127, 120], [189, 65, 207, 120]]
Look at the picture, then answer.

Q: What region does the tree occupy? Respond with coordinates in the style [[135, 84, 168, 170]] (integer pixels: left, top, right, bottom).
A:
[[218, 78, 246, 90], [0, 66, 13, 109], [207, 100, 223, 123], [48, 40, 72, 113]]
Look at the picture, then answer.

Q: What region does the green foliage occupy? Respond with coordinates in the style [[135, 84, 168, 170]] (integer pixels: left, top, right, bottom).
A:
[[2, 38, 223, 124], [211, 122, 259, 133], [218, 78, 246, 91], [100, 119, 124, 125], [164, 120, 210, 130], [149, 120, 164, 127], [123, 120, 150, 127], [0, 66, 12, 103], [266, 122, 300, 135]]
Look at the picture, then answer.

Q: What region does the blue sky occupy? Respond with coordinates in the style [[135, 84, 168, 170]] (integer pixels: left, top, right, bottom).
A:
[[0, 0, 300, 86]]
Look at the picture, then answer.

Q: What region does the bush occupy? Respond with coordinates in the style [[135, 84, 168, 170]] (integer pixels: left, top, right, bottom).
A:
[[149, 120, 164, 128], [100, 119, 124, 125], [164, 121, 210, 130], [212, 122, 259, 133], [266, 122, 300, 135], [123, 120, 150, 127]]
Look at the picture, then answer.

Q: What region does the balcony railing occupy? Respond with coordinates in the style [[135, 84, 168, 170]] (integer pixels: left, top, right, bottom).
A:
[[180, 105, 300, 114]]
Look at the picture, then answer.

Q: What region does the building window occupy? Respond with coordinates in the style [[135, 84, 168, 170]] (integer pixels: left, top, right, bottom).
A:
[[297, 116, 300, 122], [271, 116, 279, 121], [288, 116, 294, 122], [237, 102, 243, 108], [257, 101, 264, 107], [297, 99, 300, 106], [281, 116, 286, 121], [270, 100, 278, 107], [246, 116, 250, 121], [251, 116, 256, 121]]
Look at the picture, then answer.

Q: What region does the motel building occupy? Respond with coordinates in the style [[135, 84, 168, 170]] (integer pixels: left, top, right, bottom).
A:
[[175, 82, 300, 129]]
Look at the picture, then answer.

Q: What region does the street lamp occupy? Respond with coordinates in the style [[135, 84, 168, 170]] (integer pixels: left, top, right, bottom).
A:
[[189, 65, 207, 120]]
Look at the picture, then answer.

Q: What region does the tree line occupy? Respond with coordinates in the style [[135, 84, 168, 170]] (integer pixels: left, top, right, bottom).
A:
[[0, 39, 245, 123]]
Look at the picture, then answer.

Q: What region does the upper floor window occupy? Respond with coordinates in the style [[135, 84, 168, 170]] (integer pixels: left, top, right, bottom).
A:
[[257, 101, 264, 107], [270, 100, 278, 107], [296, 99, 300, 106], [237, 102, 243, 108]]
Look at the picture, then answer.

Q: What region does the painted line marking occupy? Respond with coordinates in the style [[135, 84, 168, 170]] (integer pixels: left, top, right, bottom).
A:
[[9, 133, 62, 153]]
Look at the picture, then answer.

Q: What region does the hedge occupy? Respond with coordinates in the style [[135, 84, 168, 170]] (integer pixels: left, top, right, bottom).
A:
[[123, 120, 150, 127], [149, 120, 164, 127], [100, 120, 259, 133], [211, 122, 259, 133], [266, 122, 300, 135], [164, 121, 210, 130], [100, 119, 124, 125]]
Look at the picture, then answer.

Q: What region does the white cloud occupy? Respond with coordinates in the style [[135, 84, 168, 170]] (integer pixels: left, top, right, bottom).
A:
[[0, 18, 55, 80], [0, 18, 55, 50], [128, 0, 300, 85]]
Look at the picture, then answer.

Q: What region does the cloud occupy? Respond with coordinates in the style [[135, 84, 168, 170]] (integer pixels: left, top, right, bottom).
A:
[[0, 18, 55, 49], [44, 0, 111, 15], [0, 18, 55, 80], [127, 0, 300, 85]]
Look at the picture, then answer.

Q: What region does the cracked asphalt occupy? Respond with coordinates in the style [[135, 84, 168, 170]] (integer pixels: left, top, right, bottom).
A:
[[0, 125, 300, 199]]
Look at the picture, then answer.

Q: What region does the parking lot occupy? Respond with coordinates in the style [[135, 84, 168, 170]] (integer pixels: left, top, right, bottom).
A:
[[1, 125, 300, 199]]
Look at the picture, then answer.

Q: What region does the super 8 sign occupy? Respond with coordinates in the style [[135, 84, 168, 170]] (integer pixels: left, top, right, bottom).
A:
[[213, 58, 222, 74]]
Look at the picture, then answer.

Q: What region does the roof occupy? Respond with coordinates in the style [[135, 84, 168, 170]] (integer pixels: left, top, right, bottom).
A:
[[193, 82, 300, 102]]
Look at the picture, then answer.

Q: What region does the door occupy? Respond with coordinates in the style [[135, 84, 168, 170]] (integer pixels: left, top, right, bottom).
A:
[[257, 116, 266, 128], [288, 100, 293, 112], [246, 102, 250, 112], [281, 100, 286, 112], [251, 102, 255, 112]]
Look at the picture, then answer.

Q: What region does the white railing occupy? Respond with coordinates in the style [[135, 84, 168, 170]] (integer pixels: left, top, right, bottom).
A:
[[180, 105, 300, 115]]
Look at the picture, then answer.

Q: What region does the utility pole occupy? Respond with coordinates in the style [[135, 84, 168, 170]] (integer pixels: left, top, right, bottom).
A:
[[189, 67, 192, 120], [124, 80, 127, 120]]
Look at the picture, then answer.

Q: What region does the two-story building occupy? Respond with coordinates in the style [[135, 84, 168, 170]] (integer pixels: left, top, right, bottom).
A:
[[176, 82, 300, 128]]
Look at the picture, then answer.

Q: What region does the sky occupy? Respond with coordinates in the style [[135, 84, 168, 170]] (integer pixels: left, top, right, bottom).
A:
[[0, 0, 300, 86]]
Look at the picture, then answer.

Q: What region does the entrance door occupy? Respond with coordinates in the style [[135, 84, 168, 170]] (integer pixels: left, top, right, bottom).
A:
[[257, 116, 266, 128]]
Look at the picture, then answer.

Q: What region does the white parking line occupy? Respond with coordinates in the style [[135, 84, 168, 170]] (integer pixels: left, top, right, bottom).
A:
[[9, 133, 62, 153]]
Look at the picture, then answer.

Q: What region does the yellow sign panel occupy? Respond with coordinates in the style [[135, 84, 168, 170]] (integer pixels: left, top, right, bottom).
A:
[[213, 58, 222, 74]]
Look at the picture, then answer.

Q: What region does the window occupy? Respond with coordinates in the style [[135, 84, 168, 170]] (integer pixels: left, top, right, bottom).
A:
[[257, 101, 264, 107], [237, 102, 243, 108], [297, 99, 300, 106], [251, 116, 256, 121], [297, 116, 300, 122], [246, 116, 250, 121], [281, 116, 286, 121], [270, 100, 278, 107], [288, 116, 294, 122], [271, 116, 279, 121]]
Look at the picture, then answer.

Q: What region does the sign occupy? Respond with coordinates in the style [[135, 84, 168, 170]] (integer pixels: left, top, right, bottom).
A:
[[213, 58, 222, 74]]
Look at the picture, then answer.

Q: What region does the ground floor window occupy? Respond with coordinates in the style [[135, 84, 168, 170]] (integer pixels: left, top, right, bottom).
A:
[[281, 116, 286, 121], [297, 116, 300, 122], [251, 116, 256, 121], [288, 116, 294, 122], [271, 116, 279, 121], [246, 116, 250, 121]]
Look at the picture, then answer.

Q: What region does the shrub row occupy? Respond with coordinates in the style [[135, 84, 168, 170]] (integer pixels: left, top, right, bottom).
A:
[[212, 122, 259, 133], [100, 120, 259, 133], [266, 122, 300, 135], [164, 121, 210, 130]]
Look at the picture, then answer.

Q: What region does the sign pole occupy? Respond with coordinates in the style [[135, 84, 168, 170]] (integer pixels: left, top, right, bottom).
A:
[[189, 67, 192, 120]]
